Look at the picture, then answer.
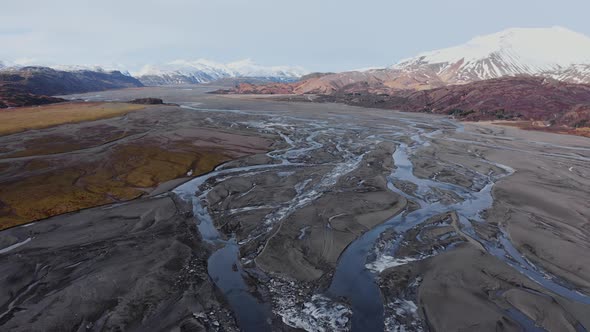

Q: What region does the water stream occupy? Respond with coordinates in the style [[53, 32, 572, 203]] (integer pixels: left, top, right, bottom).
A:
[[171, 106, 590, 331]]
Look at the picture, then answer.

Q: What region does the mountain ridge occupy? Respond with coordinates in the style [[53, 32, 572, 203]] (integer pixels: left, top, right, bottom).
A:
[[135, 59, 308, 86], [1, 58, 309, 86]]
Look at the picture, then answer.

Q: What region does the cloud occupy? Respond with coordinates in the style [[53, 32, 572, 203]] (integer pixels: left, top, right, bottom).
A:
[[1, 0, 589, 72]]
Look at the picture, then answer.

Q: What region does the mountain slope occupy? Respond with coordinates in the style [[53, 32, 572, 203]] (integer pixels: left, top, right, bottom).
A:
[[318, 76, 590, 129], [0, 66, 143, 96], [293, 68, 446, 94], [0, 66, 143, 108], [135, 59, 308, 86]]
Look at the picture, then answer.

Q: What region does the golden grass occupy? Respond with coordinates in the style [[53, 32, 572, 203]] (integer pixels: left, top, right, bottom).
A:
[[0, 168, 117, 229], [108, 143, 228, 188], [0, 102, 145, 136], [0, 141, 230, 230]]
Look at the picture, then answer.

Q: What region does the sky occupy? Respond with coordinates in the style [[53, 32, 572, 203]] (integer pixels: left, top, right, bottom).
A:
[[1, 0, 590, 72]]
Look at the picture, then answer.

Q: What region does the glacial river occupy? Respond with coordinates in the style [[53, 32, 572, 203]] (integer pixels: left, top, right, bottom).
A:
[[173, 105, 590, 331]]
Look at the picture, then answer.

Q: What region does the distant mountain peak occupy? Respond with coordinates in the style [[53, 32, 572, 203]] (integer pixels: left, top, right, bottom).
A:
[[392, 26, 590, 83]]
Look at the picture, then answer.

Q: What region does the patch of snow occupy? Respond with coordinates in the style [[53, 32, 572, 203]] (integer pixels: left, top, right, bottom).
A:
[[279, 294, 351, 332], [366, 255, 423, 273]]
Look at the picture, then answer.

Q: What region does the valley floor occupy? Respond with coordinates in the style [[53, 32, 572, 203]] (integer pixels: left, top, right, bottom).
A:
[[1, 87, 589, 331]]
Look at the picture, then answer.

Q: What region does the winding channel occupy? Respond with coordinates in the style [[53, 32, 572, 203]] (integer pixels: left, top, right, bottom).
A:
[[172, 106, 590, 331]]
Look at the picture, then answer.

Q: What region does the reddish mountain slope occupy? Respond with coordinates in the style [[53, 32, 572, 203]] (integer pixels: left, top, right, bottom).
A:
[[320, 76, 590, 128]]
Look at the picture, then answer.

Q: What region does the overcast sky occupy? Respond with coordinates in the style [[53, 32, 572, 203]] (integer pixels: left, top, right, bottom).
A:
[[1, 0, 589, 72]]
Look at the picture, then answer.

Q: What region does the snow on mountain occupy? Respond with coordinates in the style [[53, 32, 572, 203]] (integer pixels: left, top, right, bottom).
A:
[[392, 26, 590, 84], [135, 59, 308, 86], [225, 59, 308, 78], [0, 62, 133, 76], [50, 64, 132, 75], [546, 64, 590, 84]]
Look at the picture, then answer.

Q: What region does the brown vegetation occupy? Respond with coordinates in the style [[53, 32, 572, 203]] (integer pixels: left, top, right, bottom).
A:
[[0, 140, 229, 230]]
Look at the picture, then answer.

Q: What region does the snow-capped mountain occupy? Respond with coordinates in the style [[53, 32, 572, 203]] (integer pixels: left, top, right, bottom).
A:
[[293, 27, 590, 95], [135, 59, 308, 86], [392, 26, 590, 84]]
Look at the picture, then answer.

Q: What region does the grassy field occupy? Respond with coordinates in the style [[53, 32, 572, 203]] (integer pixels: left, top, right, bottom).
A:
[[0, 102, 145, 135], [0, 141, 230, 230]]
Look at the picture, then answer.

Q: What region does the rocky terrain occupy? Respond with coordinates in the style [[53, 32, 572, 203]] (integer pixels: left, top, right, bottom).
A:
[[1, 88, 588, 331]]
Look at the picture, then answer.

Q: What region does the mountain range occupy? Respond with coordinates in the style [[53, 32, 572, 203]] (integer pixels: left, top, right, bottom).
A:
[[3, 27, 589, 89], [293, 26, 590, 94], [0, 59, 308, 86], [135, 59, 308, 85]]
